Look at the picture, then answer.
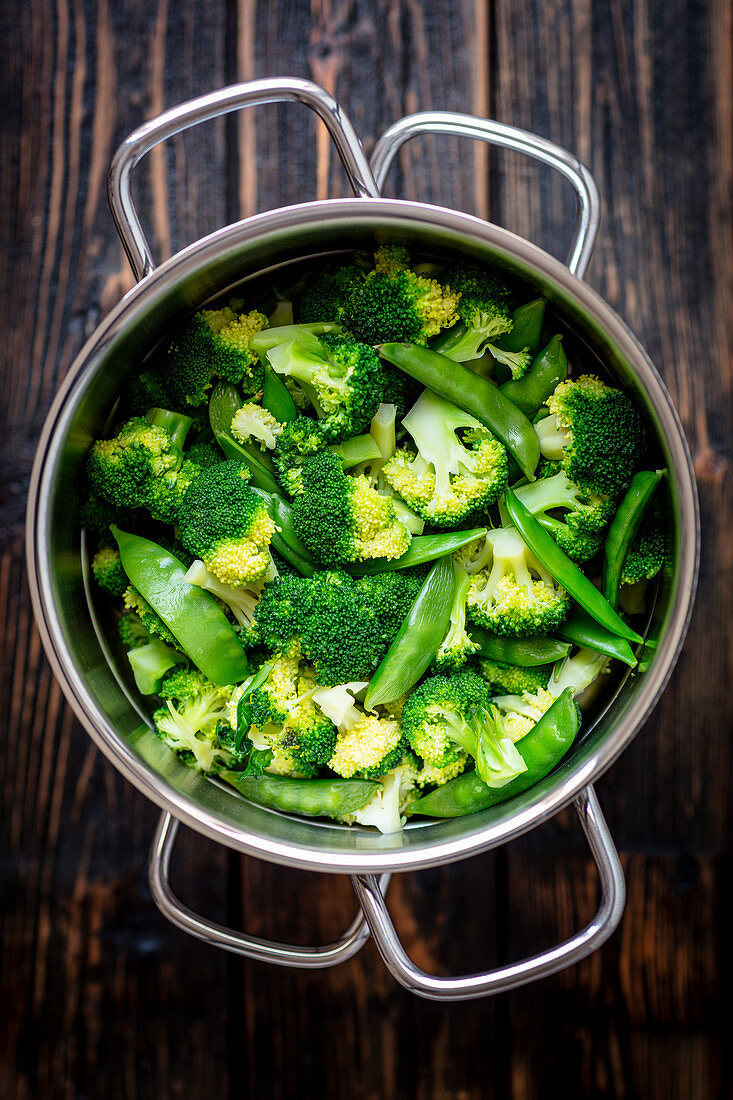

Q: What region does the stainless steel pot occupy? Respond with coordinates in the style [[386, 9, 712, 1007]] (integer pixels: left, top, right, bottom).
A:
[[26, 78, 699, 1001]]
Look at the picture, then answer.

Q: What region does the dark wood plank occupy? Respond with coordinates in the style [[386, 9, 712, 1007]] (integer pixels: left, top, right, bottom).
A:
[[0, 1, 235, 1096]]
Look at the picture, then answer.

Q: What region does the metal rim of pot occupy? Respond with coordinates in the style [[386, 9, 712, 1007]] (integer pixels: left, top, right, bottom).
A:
[[26, 79, 699, 1000]]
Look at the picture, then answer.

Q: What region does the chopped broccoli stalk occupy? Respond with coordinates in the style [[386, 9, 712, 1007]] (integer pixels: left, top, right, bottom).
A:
[[401, 671, 527, 787], [330, 434, 383, 467], [433, 561, 480, 673], [383, 389, 508, 528], [431, 264, 513, 361], [178, 460, 276, 586], [535, 375, 646, 497], [153, 669, 241, 774], [184, 559, 268, 630], [164, 307, 268, 407], [90, 546, 128, 597], [250, 321, 343, 355], [231, 403, 283, 450], [312, 682, 369, 731], [341, 247, 460, 345], [465, 526, 570, 637], [547, 647, 610, 698], [127, 639, 187, 695], [267, 332, 384, 441], [268, 298, 294, 326], [292, 450, 411, 565]]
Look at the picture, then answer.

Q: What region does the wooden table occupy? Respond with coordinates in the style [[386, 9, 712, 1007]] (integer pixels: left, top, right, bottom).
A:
[[1, 2, 730, 1097]]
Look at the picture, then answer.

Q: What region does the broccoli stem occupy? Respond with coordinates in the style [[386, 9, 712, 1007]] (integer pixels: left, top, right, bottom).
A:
[[146, 407, 194, 450], [330, 434, 383, 467]]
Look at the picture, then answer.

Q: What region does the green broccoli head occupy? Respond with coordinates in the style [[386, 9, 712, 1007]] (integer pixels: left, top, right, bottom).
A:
[[465, 526, 570, 637], [178, 460, 276, 586], [402, 670, 528, 787], [621, 496, 667, 585], [86, 416, 188, 524], [153, 669, 240, 773], [242, 650, 338, 777], [298, 260, 366, 323], [341, 248, 460, 346], [291, 450, 411, 565], [164, 307, 269, 406], [383, 389, 508, 527], [513, 468, 617, 564], [328, 713, 406, 779], [184, 441, 223, 469], [90, 545, 128, 597], [433, 562, 480, 674], [479, 660, 552, 696], [433, 264, 514, 361], [267, 332, 384, 441], [535, 375, 646, 497], [117, 609, 153, 650], [272, 416, 327, 497]]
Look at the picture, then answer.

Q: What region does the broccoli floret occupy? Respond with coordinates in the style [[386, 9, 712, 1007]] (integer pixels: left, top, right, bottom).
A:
[[250, 568, 422, 685], [184, 441, 222, 469], [413, 755, 469, 788], [126, 368, 176, 414], [621, 496, 667, 585], [178, 460, 276, 586], [486, 344, 533, 380], [433, 562, 480, 673], [299, 261, 366, 323], [90, 545, 128, 597], [342, 247, 460, 345], [432, 264, 513, 361], [383, 389, 508, 527], [271, 416, 327, 497], [328, 713, 405, 779], [117, 609, 152, 649], [513, 469, 616, 563], [233, 649, 337, 777], [80, 494, 146, 539], [231, 403, 283, 451], [480, 660, 552, 695], [153, 669, 240, 773], [292, 450, 411, 565], [535, 375, 645, 497], [401, 671, 527, 787], [267, 332, 383, 441], [465, 526, 570, 637], [120, 589, 177, 646], [165, 307, 269, 406]]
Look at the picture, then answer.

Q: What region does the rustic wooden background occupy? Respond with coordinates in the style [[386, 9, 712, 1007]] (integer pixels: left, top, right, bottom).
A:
[[1, 1, 730, 1097]]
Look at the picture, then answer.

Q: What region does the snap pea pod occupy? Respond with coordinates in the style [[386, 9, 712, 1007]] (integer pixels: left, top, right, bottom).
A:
[[250, 488, 317, 577], [235, 663, 274, 747], [407, 688, 578, 818], [499, 334, 568, 419], [504, 488, 643, 644], [262, 363, 297, 423], [208, 382, 281, 495], [493, 298, 547, 357], [468, 624, 570, 666], [347, 528, 487, 577], [602, 470, 665, 608], [554, 609, 637, 667], [377, 342, 540, 480], [222, 771, 380, 817], [111, 527, 250, 686], [364, 555, 455, 709]]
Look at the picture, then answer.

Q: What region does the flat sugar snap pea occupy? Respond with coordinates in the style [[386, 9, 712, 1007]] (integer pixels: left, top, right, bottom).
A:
[[223, 772, 380, 817]]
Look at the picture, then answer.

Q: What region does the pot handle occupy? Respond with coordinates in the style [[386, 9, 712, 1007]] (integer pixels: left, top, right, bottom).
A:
[[370, 111, 600, 278], [350, 785, 624, 1001], [108, 78, 380, 281], [148, 811, 390, 968]]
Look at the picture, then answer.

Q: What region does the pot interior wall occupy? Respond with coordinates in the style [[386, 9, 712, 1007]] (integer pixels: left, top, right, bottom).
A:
[[31, 202, 697, 872]]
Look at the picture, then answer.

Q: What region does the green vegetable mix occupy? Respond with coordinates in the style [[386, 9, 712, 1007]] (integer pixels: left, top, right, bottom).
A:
[[81, 245, 663, 833]]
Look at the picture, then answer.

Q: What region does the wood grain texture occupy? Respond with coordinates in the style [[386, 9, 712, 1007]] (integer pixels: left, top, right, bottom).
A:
[[1, 1, 730, 1098]]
